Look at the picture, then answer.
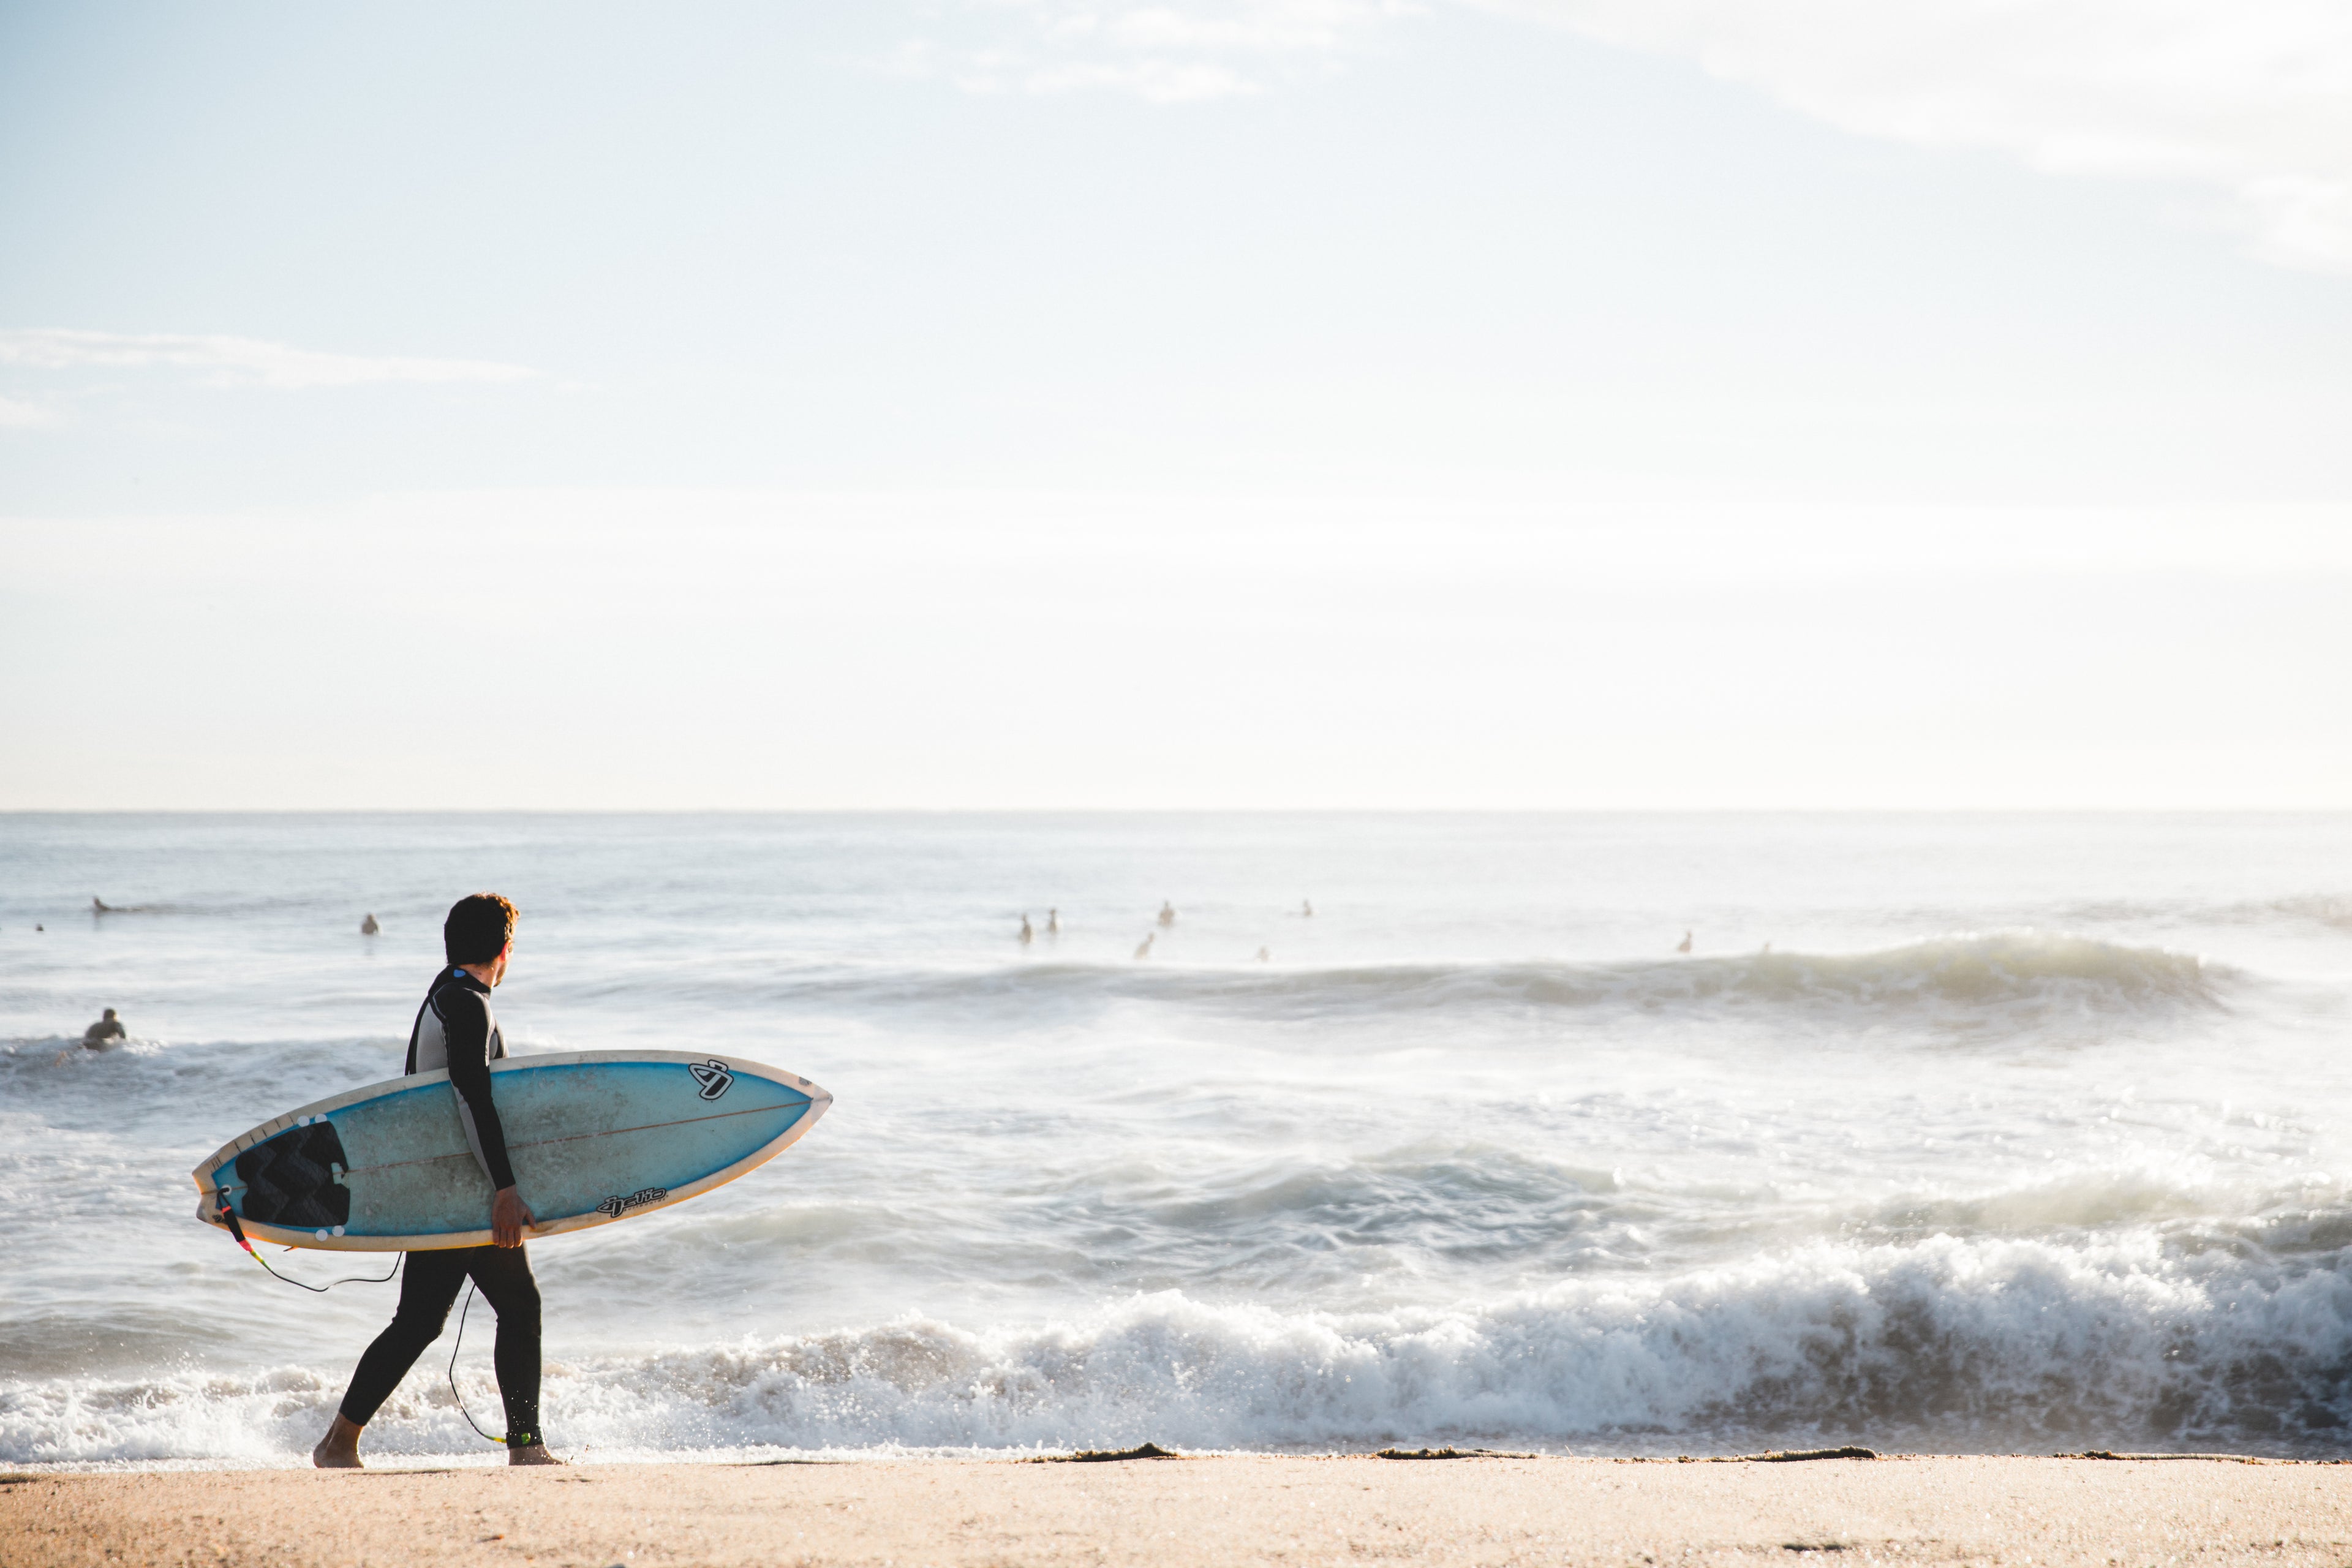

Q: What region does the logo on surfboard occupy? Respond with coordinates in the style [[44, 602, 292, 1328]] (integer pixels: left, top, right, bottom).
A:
[[595, 1186, 669, 1218], [688, 1059, 734, 1100]]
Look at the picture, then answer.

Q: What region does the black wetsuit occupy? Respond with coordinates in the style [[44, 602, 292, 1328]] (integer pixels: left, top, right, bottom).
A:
[[336, 967, 543, 1447]]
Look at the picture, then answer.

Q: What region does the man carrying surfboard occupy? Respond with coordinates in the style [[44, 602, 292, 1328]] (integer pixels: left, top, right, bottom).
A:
[[313, 892, 560, 1468]]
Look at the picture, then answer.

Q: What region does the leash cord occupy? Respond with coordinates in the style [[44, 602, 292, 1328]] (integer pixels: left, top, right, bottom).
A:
[[259, 1250, 401, 1292], [213, 1188, 400, 1291], [214, 1187, 507, 1448], [447, 1282, 508, 1447]]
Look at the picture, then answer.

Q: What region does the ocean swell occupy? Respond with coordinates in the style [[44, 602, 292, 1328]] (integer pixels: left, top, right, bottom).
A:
[[798, 931, 2230, 1035]]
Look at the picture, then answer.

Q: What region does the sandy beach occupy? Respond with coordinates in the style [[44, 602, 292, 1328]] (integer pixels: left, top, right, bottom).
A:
[[9, 1453, 2351, 1568]]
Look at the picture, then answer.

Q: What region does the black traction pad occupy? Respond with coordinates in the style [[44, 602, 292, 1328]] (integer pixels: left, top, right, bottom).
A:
[[233, 1121, 352, 1229]]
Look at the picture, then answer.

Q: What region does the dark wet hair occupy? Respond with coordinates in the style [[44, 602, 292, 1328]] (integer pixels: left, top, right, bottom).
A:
[[443, 892, 519, 965]]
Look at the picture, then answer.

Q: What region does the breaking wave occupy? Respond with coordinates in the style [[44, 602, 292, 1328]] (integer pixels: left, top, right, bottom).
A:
[[12, 1227, 2351, 1466], [2269, 895, 2352, 933], [788, 932, 2230, 1033]]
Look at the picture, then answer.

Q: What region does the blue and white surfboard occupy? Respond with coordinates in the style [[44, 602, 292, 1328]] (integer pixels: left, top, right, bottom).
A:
[[191, 1052, 831, 1251]]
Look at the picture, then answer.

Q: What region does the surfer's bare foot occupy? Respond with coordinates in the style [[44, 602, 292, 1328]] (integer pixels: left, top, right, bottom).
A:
[[312, 1414, 364, 1469], [507, 1442, 564, 1466]]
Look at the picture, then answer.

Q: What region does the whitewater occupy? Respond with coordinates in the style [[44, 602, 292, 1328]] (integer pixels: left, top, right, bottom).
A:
[[4, 812, 2351, 1466]]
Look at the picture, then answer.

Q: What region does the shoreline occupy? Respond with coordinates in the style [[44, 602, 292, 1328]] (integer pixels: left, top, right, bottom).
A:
[[12, 1446, 2348, 1476], [12, 1453, 2352, 1566], [10, 1446, 2350, 1478]]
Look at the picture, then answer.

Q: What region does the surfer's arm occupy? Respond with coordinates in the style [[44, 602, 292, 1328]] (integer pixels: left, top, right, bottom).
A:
[[440, 991, 518, 1192]]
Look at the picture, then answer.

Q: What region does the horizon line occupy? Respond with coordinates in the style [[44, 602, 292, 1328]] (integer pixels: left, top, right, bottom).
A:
[[4, 806, 2348, 819]]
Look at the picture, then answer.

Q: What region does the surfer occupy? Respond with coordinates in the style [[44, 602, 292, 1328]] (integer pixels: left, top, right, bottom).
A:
[[1019, 914, 1033, 945], [1301, 899, 1313, 918], [315, 892, 560, 1469], [1046, 908, 1059, 935], [1158, 901, 1176, 927], [1134, 932, 1154, 960], [1676, 930, 1692, 954], [82, 1008, 126, 1046], [360, 913, 380, 936], [92, 897, 113, 914]]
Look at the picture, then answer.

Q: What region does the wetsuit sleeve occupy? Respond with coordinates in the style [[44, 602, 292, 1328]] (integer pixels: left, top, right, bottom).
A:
[[439, 988, 517, 1191]]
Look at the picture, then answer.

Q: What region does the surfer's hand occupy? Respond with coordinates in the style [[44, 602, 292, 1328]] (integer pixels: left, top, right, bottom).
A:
[[492, 1186, 535, 1248]]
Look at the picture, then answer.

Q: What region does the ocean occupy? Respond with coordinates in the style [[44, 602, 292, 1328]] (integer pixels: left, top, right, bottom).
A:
[[4, 812, 2351, 1467]]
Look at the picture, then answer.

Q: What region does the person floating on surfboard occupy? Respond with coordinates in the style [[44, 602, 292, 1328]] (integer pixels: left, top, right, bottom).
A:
[[313, 892, 560, 1469]]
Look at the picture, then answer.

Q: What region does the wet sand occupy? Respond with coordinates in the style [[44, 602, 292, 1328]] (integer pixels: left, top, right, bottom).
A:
[[7, 1453, 2351, 1567]]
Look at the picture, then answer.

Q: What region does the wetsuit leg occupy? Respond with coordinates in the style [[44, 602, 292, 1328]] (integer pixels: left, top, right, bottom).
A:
[[462, 1244, 543, 1447], [337, 1250, 470, 1426]]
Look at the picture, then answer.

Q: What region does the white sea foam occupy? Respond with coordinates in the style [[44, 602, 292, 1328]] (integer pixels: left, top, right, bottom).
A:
[[551, 1233, 2352, 1453], [9, 1229, 2351, 1464]]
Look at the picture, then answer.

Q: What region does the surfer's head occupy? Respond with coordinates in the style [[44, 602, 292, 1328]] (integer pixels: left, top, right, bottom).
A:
[[444, 892, 519, 967]]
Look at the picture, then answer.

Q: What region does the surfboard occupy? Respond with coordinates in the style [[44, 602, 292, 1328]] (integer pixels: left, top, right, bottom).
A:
[[190, 1051, 830, 1252]]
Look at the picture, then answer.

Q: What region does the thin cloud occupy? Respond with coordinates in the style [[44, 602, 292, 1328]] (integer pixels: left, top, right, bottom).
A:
[[911, 0, 1414, 101], [0, 395, 52, 428], [1485, 0, 2352, 273], [944, 0, 2352, 271], [0, 329, 538, 390]]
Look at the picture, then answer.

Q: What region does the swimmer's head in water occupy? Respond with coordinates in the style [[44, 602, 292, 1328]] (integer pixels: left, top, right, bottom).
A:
[[443, 892, 519, 966], [102, 1008, 116, 1021]]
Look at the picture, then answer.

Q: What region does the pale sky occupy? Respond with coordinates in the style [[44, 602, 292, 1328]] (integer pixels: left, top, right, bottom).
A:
[[2, 1, 2348, 809]]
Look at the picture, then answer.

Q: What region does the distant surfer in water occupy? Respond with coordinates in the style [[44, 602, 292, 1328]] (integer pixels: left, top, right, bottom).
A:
[[92, 897, 113, 914], [1158, 901, 1177, 927], [1134, 932, 1154, 960], [1046, 908, 1059, 935], [314, 892, 560, 1469], [82, 1008, 125, 1046], [1676, 930, 1692, 954], [1019, 914, 1033, 945], [360, 913, 380, 936]]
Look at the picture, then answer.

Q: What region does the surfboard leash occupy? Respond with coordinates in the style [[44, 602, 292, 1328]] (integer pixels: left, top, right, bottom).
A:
[[211, 1187, 402, 1292], [446, 1283, 522, 1449], [209, 1190, 508, 1448]]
